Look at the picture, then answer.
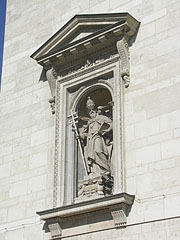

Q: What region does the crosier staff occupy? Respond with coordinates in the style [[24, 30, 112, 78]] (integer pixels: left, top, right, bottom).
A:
[[71, 110, 89, 175]]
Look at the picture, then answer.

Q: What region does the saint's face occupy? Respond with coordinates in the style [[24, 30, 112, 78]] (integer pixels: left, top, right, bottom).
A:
[[89, 110, 97, 119]]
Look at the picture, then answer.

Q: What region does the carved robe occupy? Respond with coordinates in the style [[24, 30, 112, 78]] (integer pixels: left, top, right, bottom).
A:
[[85, 114, 112, 174]]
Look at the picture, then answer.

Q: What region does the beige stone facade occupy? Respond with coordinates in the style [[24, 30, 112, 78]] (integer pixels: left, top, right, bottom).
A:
[[0, 0, 180, 239]]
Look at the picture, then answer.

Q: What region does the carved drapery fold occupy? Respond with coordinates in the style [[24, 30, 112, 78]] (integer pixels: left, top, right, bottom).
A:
[[117, 38, 130, 88], [46, 67, 58, 114]]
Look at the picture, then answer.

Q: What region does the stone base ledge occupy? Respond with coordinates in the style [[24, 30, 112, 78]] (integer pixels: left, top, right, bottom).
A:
[[37, 193, 134, 239]]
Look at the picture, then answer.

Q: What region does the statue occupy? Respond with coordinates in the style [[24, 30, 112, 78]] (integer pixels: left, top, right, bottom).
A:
[[71, 96, 113, 201], [79, 106, 113, 175]]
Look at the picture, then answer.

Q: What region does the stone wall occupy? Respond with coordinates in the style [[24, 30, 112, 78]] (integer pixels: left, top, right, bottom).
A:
[[0, 0, 179, 239]]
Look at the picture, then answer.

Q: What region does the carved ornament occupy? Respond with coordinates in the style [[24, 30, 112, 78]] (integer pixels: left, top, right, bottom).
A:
[[59, 49, 118, 78], [46, 67, 58, 114], [117, 38, 130, 88]]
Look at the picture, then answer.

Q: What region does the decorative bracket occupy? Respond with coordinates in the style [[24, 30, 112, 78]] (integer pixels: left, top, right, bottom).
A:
[[46, 67, 58, 114], [46, 218, 62, 240], [117, 38, 130, 88], [110, 203, 128, 227]]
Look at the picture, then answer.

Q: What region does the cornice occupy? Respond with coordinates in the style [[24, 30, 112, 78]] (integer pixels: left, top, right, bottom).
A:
[[31, 13, 140, 69]]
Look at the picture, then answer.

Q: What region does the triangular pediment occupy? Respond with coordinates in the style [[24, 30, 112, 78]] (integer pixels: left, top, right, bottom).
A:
[[31, 13, 140, 64]]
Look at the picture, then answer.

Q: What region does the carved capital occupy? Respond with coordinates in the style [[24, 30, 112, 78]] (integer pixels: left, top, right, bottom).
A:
[[46, 67, 58, 114], [117, 38, 130, 88]]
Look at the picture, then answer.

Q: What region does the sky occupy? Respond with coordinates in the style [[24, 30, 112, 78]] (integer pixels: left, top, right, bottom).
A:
[[0, 0, 7, 87]]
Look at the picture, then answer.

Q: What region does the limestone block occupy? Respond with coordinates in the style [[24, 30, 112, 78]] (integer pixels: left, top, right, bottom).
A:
[[157, 62, 180, 82], [167, 228, 180, 240], [6, 228, 24, 240], [27, 175, 47, 193], [111, 0, 142, 12], [0, 99, 16, 115], [141, 200, 165, 221], [157, 34, 180, 57], [161, 139, 180, 159], [22, 127, 31, 137], [24, 224, 44, 240], [126, 150, 136, 169], [125, 125, 135, 142], [134, 84, 180, 118], [0, 184, 9, 202], [156, 8, 180, 34], [141, 222, 152, 233], [142, 8, 167, 24], [126, 138, 147, 151], [147, 131, 173, 146], [109, 0, 130, 9], [7, 204, 26, 222], [139, 230, 167, 240], [138, 22, 155, 41], [15, 92, 33, 110], [151, 220, 167, 233], [148, 158, 176, 172], [167, 217, 180, 228], [0, 163, 11, 179], [160, 110, 180, 132], [9, 180, 28, 198], [0, 131, 21, 144], [122, 225, 142, 236], [135, 143, 161, 165], [127, 164, 148, 178], [90, 0, 110, 13], [12, 136, 31, 154], [29, 152, 48, 169], [126, 176, 136, 194], [32, 87, 50, 104], [2, 61, 18, 78], [0, 111, 32, 135], [26, 199, 46, 217], [0, 208, 7, 224], [134, 117, 159, 139], [62, 7, 80, 22], [164, 195, 180, 217], [126, 89, 145, 101], [137, 173, 153, 193], [174, 128, 180, 139], [0, 233, 5, 240], [168, 26, 180, 38], [151, 167, 180, 191], [30, 128, 49, 147], [32, 108, 51, 126]]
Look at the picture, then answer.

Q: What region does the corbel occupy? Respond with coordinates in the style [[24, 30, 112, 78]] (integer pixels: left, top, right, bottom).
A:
[[46, 218, 62, 240], [46, 66, 58, 114], [110, 203, 128, 227], [116, 37, 130, 88]]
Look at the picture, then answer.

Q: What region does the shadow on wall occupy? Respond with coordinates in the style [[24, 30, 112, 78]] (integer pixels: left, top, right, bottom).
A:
[[39, 69, 47, 82], [129, 22, 141, 47]]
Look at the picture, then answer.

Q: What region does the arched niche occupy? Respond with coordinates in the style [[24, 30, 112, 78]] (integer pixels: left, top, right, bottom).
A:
[[70, 84, 114, 199], [74, 85, 113, 118]]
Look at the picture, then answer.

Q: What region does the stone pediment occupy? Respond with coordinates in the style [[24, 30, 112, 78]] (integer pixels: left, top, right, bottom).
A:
[[31, 13, 140, 68]]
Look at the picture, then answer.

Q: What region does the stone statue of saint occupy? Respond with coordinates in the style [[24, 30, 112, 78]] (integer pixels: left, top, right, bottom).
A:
[[78, 97, 113, 176]]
